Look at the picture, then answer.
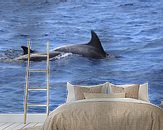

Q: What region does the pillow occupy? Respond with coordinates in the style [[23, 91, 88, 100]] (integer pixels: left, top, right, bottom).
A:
[[101, 82, 112, 94], [110, 82, 149, 102], [110, 83, 140, 99], [84, 93, 125, 99], [66, 82, 108, 102], [66, 82, 76, 103], [138, 82, 149, 102]]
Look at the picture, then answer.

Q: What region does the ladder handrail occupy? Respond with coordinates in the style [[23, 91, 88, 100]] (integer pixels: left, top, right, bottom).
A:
[[46, 42, 50, 116], [24, 40, 30, 124], [24, 41, 50, 124]]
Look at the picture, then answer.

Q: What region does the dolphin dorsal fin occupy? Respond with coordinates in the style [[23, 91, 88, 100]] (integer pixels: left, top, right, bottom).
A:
[[88, 30, 106, 54], [21, 46, 35, 55]]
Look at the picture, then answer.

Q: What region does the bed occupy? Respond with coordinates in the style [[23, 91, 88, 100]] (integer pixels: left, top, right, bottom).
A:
[[42, 82, 163, 130]]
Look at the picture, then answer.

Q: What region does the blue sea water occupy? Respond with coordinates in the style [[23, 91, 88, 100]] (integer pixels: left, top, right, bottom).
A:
[[0, 0, 163, 113]]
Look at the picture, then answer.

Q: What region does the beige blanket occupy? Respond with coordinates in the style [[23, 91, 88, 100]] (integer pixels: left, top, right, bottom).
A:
[[42, 98, 163, 130]]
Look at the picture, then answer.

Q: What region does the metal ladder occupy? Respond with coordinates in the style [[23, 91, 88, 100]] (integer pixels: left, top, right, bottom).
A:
[[24, 41, 50, 124]]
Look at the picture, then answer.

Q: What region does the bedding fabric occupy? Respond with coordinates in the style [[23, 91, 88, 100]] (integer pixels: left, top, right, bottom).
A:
[[109, 82, 149, 102], [66, 82, 108, 102], [84, 92, 125, 99], [42, 98, 163, 130], [111, 84, 140, 99], [138, 82, 149, 102]]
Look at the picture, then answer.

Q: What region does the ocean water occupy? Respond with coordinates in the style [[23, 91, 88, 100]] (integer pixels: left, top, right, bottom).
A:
[[0, 0, 163, 113]]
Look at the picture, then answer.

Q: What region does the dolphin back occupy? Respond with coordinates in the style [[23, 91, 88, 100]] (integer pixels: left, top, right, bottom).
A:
[[55, 31, 108, 59]]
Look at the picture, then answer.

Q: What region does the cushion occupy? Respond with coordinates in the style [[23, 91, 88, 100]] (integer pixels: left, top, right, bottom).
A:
[[138, 82, 149, 102], [110, 83, 140, 99], [66, 82, 76, 103], [101, 82, 112, 94], [74, 85, 102, 100], [84, 93, 125, 99], [66, 82, 108, 102]]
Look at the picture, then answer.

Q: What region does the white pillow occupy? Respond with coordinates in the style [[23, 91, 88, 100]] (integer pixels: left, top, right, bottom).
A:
[[138, 82, 149, 102], [66, 82, 109, 103], [66, 82, 76, 103], [109, 82, 149, 102], [101, 82, 112, 94]]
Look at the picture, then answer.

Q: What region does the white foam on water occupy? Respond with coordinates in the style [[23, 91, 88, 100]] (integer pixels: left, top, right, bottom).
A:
[[50, 53, 72, 60]]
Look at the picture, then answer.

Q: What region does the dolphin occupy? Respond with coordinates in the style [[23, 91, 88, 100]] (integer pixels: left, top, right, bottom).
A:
[[15, 49, 61, 61], [16, 31, 108, 61], [54, 31, 108, 59]]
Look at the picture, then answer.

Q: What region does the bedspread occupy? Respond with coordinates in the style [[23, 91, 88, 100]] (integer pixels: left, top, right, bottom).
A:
[[42, 98, 163, 130]]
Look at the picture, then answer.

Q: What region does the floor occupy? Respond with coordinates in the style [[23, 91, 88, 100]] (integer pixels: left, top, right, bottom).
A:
[[0, 114, 46, 130], [0, 122, 43, 130]]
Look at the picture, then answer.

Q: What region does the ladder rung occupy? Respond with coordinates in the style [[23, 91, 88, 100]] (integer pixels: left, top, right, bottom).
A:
[[27, 104, 47, 107], [28, 88, 47, 91], [31, 54, 48, 57], [29, 69, 47, 72]]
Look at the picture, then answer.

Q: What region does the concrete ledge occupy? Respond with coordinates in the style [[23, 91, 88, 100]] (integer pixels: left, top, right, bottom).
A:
[[0, 114, 47, 123]]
